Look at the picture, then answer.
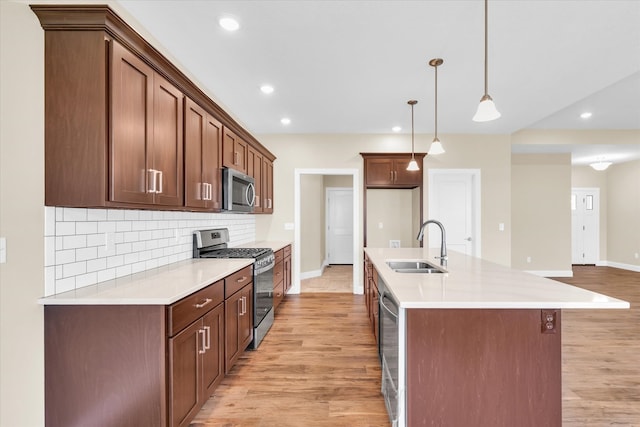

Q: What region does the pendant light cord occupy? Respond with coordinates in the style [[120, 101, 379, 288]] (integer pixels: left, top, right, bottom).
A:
[[434, 64, 438, 139], [411, 102, 415, 160], [484, 0, 489, 97]]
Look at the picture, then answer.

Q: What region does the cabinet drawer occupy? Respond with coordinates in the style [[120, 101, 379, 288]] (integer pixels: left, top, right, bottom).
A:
[[167, 280, 224, 336], [274, 248, 284, 264], [273, 260, 284, 286], [283, 245, 291, 258], [225, 265, 253, 298], [274, 281, 284, 309]]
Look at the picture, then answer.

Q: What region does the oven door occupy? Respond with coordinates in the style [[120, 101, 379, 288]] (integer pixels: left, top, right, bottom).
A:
[[253, 259, 274, 328]]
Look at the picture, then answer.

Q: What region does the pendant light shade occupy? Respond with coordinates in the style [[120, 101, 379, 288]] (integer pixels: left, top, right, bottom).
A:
[[406, 100, 420, 171], [473, 0, 501, 122], [429, 58, 445, 155], [590, 161, 612, 171]]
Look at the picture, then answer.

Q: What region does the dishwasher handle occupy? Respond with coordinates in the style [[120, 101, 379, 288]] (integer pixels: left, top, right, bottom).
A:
[[379, 291, 398, 321]]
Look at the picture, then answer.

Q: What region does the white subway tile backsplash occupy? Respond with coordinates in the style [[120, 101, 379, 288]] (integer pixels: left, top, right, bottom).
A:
[[45, 208, 255, 295], [87, 209, 107, 221]]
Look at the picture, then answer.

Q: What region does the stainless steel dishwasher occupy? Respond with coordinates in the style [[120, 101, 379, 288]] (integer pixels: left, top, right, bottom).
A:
[[379, 277, 400, 427]]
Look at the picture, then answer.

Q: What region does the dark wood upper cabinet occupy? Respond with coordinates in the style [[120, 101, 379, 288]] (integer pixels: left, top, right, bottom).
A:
[[111, 40, 183, 207], [362, 153, 426, 188], [222, 127, 248, 174], [262, 158, 274, 213], [247, 146, 263, 213], [31, 4, 275, 211], [184, 98, 222, 211]]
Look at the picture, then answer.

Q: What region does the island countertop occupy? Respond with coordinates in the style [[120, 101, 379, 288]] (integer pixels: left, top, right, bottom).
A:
[[364, 247, 630, 309]]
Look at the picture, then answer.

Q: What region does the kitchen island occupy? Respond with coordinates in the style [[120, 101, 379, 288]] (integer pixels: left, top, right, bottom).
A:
[[364, 247, 629, 427]]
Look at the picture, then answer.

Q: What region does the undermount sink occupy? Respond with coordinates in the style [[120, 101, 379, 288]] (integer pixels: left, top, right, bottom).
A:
[[386, 260, 446, 274]]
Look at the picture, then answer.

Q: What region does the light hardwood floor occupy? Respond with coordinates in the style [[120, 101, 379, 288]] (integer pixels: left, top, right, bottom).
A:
[[191, 266, 639, 426], [555, 266, 640, 426], [300, 265, 353, 293]]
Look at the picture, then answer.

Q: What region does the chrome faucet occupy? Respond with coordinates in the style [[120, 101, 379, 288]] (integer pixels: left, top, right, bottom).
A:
[[417, 219, 447, 265]]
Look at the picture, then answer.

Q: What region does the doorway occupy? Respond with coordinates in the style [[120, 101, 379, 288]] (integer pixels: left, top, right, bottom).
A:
[[428, 169, 481, 257], [294, 169, 361, 295], [571, 188, 600, 264]]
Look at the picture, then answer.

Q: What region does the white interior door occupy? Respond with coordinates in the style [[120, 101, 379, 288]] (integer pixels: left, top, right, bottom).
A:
[[571, 188, 600, 264], [428, 170, 480, 257], [326, 188, 354, 264]]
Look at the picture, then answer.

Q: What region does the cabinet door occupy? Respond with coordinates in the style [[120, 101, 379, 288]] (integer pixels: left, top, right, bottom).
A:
[[110, 40, 154, 205], [152, 73, 184, 206], [247, 147, 263, 213], [394, 158, 421, 187], [204, 115, 223, 210], [283, 255, 292, 294], [240, 285, 254, 349], [184, 98, 207, 209], [202, 304, 225, 396], [185, 98, 222, 210], [224, 290, 242, 373], [365, 158, 394, 186], [169, 319, 202, 427], [262, 158, 274, 213], [222, 128, 247, 173]]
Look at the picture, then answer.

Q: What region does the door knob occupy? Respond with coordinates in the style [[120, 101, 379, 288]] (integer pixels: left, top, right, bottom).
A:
[[465, 237, 472, 241]]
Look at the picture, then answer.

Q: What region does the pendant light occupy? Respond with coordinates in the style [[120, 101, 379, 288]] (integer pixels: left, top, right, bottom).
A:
[[406, 100, 420, 171], [473, 0, 501, 122], [429, 58, 445, 155]]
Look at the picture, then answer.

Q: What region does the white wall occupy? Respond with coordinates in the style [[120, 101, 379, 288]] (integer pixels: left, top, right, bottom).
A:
[[1, 3, 46, 425]]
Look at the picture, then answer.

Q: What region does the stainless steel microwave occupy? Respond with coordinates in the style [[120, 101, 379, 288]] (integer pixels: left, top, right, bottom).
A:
[[222, 167, 256, 213]]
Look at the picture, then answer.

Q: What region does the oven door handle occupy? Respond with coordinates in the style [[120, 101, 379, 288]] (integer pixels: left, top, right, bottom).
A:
[[254, 260, 275, 275]]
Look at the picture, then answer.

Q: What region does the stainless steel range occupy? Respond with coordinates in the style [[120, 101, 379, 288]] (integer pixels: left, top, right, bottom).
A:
[[193, 228, 275, 349]]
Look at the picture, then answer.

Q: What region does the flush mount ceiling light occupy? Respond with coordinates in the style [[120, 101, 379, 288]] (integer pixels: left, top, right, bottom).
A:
[[406, 100, 420, 171], [580, 112, 593, 119], [219, 16, 240, 31], [260, 84, 274, 94], [428, 58, 445, 155], [280, 117, 291, 125], [590, 160, 612, 171], [472, 0, 501, 122], [392, 126, 402, 132]]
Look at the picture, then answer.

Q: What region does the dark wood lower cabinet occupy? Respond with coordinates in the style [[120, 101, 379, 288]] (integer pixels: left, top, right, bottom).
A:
[[406, 309, 562, 427], [169, 303, 224, 427], [44, 273, 248, 427]]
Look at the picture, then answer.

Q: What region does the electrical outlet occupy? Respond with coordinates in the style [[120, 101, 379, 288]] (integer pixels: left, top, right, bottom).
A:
[[526, 256, 532, 263], [389, 240, 400, 248], [541, 310, 557, 334]]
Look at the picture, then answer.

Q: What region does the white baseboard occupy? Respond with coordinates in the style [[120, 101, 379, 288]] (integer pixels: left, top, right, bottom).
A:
[[299, 259, 328, 280], [524, 270, 574, 278], [599, 261, 640, 273]]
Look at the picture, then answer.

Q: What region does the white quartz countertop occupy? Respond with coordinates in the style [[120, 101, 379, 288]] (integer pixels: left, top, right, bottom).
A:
[[365, 247, 630, 309], [38, 258, 253, 306]]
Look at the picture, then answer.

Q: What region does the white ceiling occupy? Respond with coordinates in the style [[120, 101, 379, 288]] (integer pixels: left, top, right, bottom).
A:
[[115, 0, 640, 163]]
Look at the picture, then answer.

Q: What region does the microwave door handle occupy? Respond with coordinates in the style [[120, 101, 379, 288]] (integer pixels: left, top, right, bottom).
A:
[[246, 182, 256, 207]]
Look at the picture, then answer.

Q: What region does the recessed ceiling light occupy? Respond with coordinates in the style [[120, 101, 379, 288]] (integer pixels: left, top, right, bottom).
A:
[[260, 85, 274, 94], [280, 117, 291, 125], [219, 17, 240, 31], [580, 112, 592, 119], [392, 126, 402, 132]]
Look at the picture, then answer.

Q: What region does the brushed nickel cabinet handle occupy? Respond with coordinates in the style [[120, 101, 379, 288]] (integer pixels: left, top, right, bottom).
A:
[[194, 298, 212, 309], [203, 325, 211, 350], [236, 276, 248, 283], [198, 329, 206, 354]]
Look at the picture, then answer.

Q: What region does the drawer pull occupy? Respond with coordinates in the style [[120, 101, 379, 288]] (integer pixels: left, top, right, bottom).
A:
[[236, 276, 248, 283], [194, 298, 212, 309]]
